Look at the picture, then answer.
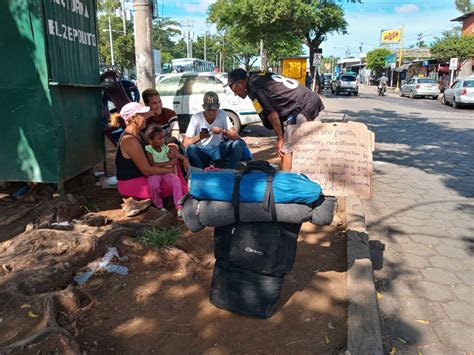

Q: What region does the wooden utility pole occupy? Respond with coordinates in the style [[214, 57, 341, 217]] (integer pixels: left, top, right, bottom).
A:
[[133, 0, 154, 93]]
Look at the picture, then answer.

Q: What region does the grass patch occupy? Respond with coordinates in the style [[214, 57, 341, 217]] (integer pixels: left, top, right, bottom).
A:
[[82, 202, 99, 213], [137, 227, 180, 248]]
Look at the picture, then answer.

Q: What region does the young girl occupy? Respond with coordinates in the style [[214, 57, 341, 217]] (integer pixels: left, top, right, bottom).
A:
[[144, 124, 189, 220]]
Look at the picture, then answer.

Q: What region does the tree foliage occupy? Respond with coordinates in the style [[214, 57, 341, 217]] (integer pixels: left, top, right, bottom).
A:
[[430, 31, 474, 61], [208, 0, 347, 76], [455, 0, 473, 13], [114, 34, 135, 71], [365, 48, 392, 73], [209, 0, 312, 70]]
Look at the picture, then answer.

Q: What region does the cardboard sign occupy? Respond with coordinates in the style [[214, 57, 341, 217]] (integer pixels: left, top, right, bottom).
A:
[[291, 121, 375, 199]]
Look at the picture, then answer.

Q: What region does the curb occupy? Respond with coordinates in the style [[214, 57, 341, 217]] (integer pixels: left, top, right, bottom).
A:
[[345, 195, 383, 354]]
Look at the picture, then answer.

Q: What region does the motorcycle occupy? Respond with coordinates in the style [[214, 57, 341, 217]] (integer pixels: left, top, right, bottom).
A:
[[378, 81, 387, 96]]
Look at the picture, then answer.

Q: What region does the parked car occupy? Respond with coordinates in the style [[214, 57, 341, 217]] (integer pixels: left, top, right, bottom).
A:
[[331, 74, 358, 95], [399, 77, 440, 99], [156, 72, 261, 132], [155, 73, 168, 86], [322, 73, 332, 89], [441, 75, 474, 108]]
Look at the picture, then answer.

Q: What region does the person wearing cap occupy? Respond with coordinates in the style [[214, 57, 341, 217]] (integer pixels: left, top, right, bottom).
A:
[[226, 68, 324, 170], [183, 91, 244, 169], [116, 102, 180, 217]]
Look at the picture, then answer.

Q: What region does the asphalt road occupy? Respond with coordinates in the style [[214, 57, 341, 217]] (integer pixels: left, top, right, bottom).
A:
[[323, 85, 474, 115], [323, 86, 474, 353]]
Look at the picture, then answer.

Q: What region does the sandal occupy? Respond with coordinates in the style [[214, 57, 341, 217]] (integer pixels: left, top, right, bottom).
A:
[[125, 199, 152, 217]]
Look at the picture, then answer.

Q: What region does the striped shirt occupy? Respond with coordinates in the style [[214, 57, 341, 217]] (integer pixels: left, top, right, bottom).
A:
[[146, 108, 180, 140]]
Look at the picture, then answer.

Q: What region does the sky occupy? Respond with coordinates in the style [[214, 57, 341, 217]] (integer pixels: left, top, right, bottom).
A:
[[151, 0, 463, 59]]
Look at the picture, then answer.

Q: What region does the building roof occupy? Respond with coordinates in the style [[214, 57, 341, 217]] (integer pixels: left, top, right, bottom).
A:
[[451, 11, 474, 22]]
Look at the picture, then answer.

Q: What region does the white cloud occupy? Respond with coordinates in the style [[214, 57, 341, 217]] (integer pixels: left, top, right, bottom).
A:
[[394, 4, 419, 14], [178, 0, 215, 14]]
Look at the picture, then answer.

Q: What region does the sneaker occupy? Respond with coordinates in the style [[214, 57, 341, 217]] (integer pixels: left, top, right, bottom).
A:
[[125, 199, 152, 217], [177, 209, 184, 221]]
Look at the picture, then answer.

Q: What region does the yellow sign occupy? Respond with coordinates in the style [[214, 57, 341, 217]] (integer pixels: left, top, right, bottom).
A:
[[380, 29, 402, 44]]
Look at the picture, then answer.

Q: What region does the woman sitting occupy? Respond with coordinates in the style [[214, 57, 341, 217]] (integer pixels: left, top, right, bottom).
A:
[[116, 102, 180, 217]]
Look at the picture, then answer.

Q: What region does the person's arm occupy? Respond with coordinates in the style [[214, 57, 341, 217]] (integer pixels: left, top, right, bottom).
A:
[[211, 126, 240, 140], [211, 114, 241, 140], [183, 132, 208, 147], [267, 111, 285, 158], [182, 114, 208, 148], [122, 136, 174, 175], [168, 115, 181, 140]]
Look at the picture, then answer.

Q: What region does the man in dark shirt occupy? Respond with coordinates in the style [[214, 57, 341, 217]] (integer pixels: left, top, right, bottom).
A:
[[225, 68, 324, 169]]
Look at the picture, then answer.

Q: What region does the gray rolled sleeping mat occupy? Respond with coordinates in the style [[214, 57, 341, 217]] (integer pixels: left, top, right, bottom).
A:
[[182, 195, 337, 233]]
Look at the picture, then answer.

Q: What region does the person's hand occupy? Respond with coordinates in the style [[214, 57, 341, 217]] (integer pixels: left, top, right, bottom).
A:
[[169, 158, 178, 166], [211, 127, 223, 134], [276, 137, 284, 158], [168, 149, 178, 159], [199, 131, 210, 140]]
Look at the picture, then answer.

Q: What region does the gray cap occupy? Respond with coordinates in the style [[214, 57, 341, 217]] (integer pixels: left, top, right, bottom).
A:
[[203, 91, 220, 110]]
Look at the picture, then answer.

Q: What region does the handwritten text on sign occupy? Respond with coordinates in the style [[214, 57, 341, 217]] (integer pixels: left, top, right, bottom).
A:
[[291, 121, 374, 199]]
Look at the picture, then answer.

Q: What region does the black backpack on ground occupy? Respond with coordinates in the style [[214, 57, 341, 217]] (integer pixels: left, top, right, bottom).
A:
[[210, 260, 285, 319], [213, 222, 301, 276], [209, 161, 302, 318]]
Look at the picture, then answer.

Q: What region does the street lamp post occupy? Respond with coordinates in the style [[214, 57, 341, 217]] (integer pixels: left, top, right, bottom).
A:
[[108, 16, 115, 66]]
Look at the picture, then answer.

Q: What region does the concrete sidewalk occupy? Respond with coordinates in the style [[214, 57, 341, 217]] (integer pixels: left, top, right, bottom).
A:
[[323, 91, 474, 353]]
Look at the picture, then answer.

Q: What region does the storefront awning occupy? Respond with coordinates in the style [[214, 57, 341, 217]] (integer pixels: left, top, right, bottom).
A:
[[395, 63, 413, 72]]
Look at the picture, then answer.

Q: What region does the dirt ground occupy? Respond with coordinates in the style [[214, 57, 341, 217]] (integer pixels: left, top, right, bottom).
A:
[[0, 123, 348, 354]]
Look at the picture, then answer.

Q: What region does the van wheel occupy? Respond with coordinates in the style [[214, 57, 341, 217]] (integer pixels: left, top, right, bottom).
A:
[[399, 90, 404, 97], [453, 99, 459, 109], [226, 111, 241, 132], [441, 95, 447, 105], [409, 91, 415, 99]]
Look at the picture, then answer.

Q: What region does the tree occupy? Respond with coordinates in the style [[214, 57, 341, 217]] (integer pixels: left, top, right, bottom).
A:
[[97, 0, 120, 14], [455, 0, 473, 13], [266, 34, 304, 65], [289, 0, 348, 78], [430, 31, 474, 62], [114, 34, 135, 72], [416, 33, 427, 48], [208, 0, 348, 77], [152, 17, 181, 53], [97, 14, 123, 65], [366, 48, 392, 74]]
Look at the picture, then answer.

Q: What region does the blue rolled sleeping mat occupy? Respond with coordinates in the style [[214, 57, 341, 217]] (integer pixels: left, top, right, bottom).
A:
[[189, 170, 321, 204], [182, 169, 336, 232]]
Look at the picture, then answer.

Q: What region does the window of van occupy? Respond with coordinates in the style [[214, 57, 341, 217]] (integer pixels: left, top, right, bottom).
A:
[[341, 75, 356, 81]]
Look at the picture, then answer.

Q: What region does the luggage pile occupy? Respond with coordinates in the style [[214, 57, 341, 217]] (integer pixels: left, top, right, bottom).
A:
[[181, 161, 336, 318]]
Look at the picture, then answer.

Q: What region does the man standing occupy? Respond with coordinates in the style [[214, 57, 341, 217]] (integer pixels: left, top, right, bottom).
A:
[[183, 91, 243, 169], [225, 69, 324, 170], [142, 88, 181, 147]]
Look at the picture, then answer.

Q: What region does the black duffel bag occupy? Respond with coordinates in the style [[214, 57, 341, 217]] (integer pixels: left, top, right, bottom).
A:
[[210, 259, 285, 319], [214, 222, 301, 276]]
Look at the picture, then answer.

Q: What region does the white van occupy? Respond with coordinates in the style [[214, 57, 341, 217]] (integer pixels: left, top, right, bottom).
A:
[[156, 72, 261, 132]]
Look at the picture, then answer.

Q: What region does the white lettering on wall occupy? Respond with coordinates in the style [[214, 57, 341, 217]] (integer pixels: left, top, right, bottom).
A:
[[46, 19, 96, 47]]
